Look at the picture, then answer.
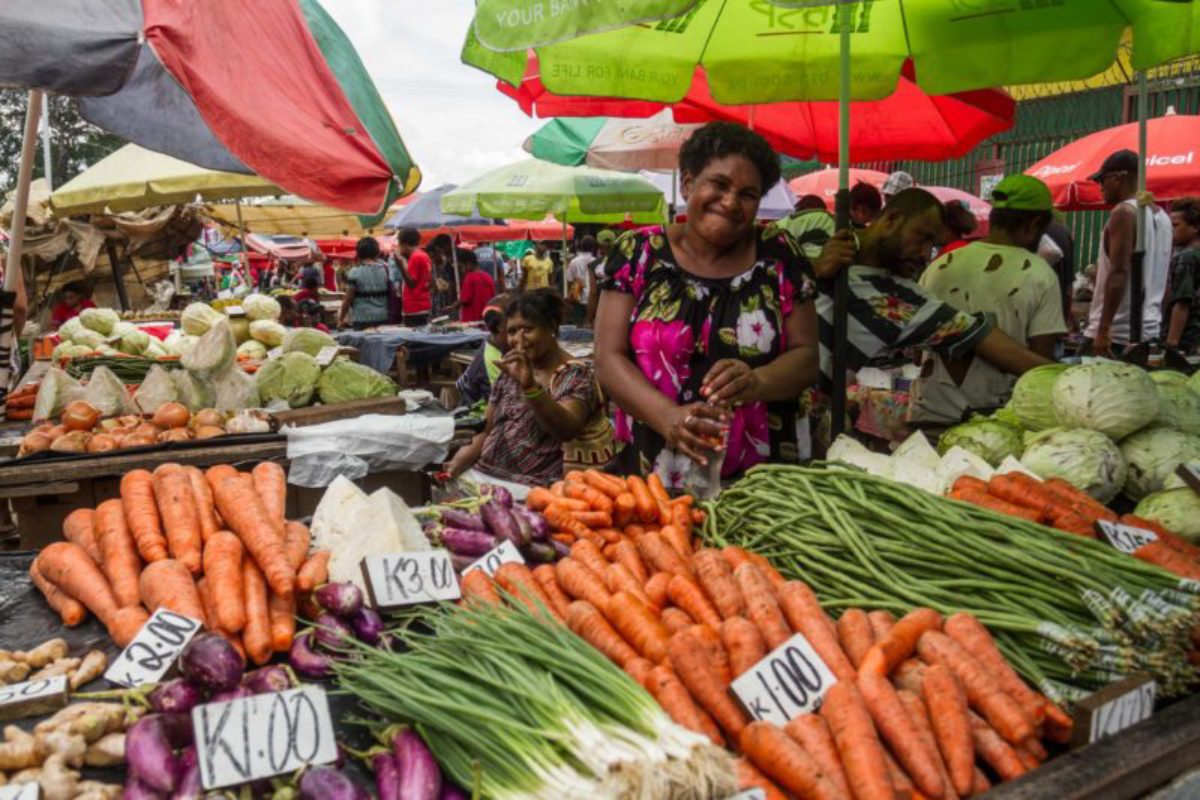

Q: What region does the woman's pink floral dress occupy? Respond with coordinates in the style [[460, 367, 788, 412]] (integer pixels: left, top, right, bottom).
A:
[[602, 226, 817, 489]]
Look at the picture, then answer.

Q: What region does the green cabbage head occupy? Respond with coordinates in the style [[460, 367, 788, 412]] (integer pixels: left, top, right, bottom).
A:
[[1022, 428, 1127, 503], [255, 352, 320, 408], [1118, 427, 1200, 501], [1134, 489, 1200, 541], [316, 360, 396, 405], [283, 327, 337, 357], [1154, 382, 1200, 435], [1150, 370, 1189, 387], [1052, 361, 1158, 439], [181, 302, 225, 335], [937, 417, 1023, 467], [79, 307, 119, 336], [1010, 364, 1069, 431]]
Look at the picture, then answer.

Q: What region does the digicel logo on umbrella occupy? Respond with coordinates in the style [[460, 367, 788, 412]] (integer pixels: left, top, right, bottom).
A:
[[1033, 151, 1196, 178]]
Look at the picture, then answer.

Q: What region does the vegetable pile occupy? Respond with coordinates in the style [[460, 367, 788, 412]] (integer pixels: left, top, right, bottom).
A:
[[423, 484, 559, 569], [4, 381, 39, 421], [0, 638, 107, 691], [18, 399, 235, 457], [1, 699, 132, 799], [288, 582, 384, 680]]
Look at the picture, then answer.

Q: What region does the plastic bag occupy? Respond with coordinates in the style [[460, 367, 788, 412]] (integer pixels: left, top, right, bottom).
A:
[[172, 370, 216, 412], [32, 368, 84, 422], [181, 318, 236, 378], [82, 365, 135, 417], [134, 365, 179, 415], [213, 365, 260, 412]]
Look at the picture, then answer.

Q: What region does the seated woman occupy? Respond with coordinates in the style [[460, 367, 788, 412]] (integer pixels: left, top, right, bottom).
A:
[[594, 122, 853, 490], [455, 298, 508, 407], [445, 290, 614, 492]]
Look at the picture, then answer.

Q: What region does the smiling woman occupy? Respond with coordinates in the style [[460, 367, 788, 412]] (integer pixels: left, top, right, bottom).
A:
[[594, 122, 856, 490]]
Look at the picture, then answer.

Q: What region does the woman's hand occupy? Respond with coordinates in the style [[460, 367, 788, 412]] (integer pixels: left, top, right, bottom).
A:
[[701, 359, 760, 407], [657, 402, 729, 466], [444, 448, 472, 478], [498, 348, 536, 390], [813, 229, 858, 279]]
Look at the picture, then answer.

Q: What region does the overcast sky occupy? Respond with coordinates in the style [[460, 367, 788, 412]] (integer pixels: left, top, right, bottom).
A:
[[323, 1, 542, 188]]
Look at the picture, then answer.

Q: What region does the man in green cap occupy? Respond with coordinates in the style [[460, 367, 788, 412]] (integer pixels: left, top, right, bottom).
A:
[[910, 175, 1066, 425]]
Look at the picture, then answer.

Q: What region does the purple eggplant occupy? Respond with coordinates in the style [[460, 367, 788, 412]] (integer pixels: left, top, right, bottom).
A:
[[244, 665, 294, 694], [123, 777, 165, 800], [372, 750, 401, 800], [178, 633, 244, 693], [313, 612, 355, 651], [550, 538, 571, 559], [480, 484, 513, 508], [450, 552, 476, 572], [208, 685, 253, 704], [127, 715, 181, 793], [289, 631, 334, 679], [512, 505, 549, 541], [315, 582, 364, 618], [350, 607, 385, 645], [160, 712, 195, 749], [440, 785, 471, 800], [149, 678, 204, 714], [439, 527, 498, 556], [298, 767, 369, 800], [171, 747, 201, 800], [480, 500, 527, 548], [438, 507, 487, 532], [394, 728, 442, 800], [524, 542, 557, 563]]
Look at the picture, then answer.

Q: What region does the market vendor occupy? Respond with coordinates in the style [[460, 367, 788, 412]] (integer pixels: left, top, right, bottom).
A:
[[445, 290, 614, 490], [1163, 196, 1200, 353], [521, 241, 554, 291], [337, 237, 391, 330], [395, 227, 433, 326], [50, 280, 96, 330], [455, 299, 508, 406], [594, 122, 856, 488], [448, 249, 497, 323]]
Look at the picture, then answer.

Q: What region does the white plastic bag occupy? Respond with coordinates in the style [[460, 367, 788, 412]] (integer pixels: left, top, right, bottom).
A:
[[172, 370, 216, 412], [284, 414, 453, 487], [134, 365, 179, 415], [82, 365, 136, 417], [32, 368, 84, 422], [212, 365, 259, 412]]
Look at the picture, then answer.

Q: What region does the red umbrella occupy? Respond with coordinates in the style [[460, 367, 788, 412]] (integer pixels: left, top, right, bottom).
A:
[[1027, 113, 1200, 210], [499, 58, 1015, 162], [789, 168, 889, 204]]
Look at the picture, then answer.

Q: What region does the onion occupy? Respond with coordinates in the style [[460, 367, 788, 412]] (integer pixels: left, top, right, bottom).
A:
[[97, 417, 124, 433], [153, 402, 190, 429], [62, 401, 102, 431], [44, 425, 66, 442], [133, 422, 161, 438], [50, 430, 91, 453], [122, 433, 158, 448], [191, 409, 224, 429], [192, 425, 226, 440], [32, 422, 55, 436], [87, 433, 119, 453], [159, 428, 192, 443], [19, 432, 51, 456]]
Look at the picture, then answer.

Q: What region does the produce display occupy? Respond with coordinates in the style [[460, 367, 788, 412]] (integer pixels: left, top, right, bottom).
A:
[[4, 381, 39, 421]]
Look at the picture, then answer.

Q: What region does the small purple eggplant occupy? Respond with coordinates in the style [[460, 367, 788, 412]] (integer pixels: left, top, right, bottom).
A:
[[298, 767, 369, 800], [480, 500, 527, 548], [372, 750, 402, 800], [512, 505, 549, 541], [313, 612, 355, 651], [160, 712, 196, 748], [149, 678, 204, 714], [178, 633, 245, 693], [315, 582, 364, 618], [171, 747, 201, 800], [289, 631, 334, 679], [480, 484, 513, 508], [549, 538, 571, 559], [350, 606, 385, 645], [440, 785, 471, 800], [243, 665, 294, 694], [450, 552, 476, 572], [394, 728, 442, 800], [439, 527, 497, 556], [126, 715, 181, 793], [523, 542, 557, 563], [438, 507, 487, 532], [123, 777, 166, 800], [208, 685, 253, 704]]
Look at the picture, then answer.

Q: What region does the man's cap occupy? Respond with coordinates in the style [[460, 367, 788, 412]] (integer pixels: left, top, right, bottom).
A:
[[1089, 149, 1139, 182], [990, 175, 1053, 212], [596, 229, 616, 245], [882, 171, 915, 195]]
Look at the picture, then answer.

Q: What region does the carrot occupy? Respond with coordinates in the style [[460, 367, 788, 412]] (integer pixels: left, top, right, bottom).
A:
[[636, 531, 692, 578], [555, 558, 612, 609], [565, 481, 614, 514], [550, 480, 566, 496], [212, 474, 294, 598], [1122, 513, 1200, 559], [735, 758, 790, 800], [671, 501, 694, 540], [205, 464, 240, 491], [604, 591, 670, 663], [777, 581, 857, 683], [973, 767, 992, 795], [1043, 477, 1116, 521], [614, 493, 637, 527], [532, 564, 571, 619], [614, 538, 649, 585], [822, 679, 903, 800], [267, 590, 296, 653], [661, 607, 694, 634], [951, 475, 988, 494], [570, 539, 610, 575], [784, 714, 852, 799], [646, 473, 674, 524], [667, 629, 749, 740], [660, 524, 693, 560], [542, 503, 596, 540], [692, 549, 746, 620], [250, 462, 287, 539], [892, 658, 927, 695], [241, 558, 273, 666], [969, 712, 1026, 781], [604, 562, 651, 606], [120, 469, 168, 562], [62, 509, 101, 565], [646, 665, 723, 745], [526, 487, 557, 511], [880, 743, 915, 800], [139, 559, 207, 626], [722, 617, 767, 677], [735, 563, 791, 649], [688, 623, 732, 685], [183, 466, 221, 544], [583, 469, 626, 498], [916, 631, 1035, 745], [196, 576, 218, 631], [1041, 696, 1074, 744], [546, 497, 590, 513], [667, 574, 722, 628], [836, 608, 876, 669], [1133, 540, 1200, 579], [460, 569, 502, 607], [861, 607, 943, 677], [1015, 739, 1043, 771], [986, 472, 1060, 517], [152, 465, 203, 574], [857, 670, 945, 799], [94, 499, 143, 608], [296, 551, 330, 592], [551, 533, 576, 546], [35, 542, 121, 627], [944, 612, 1043, 726], [595, 528, 622, 544], [724, 546, 787, 589], [692, 508, 706, 525], [29, 559, 86, 627], [203, 532, 247, 633], [645, 572, 671, 609], [623, 657, 656, 690], [566, 600, 639, 667], [868, 610, 896, 640], [949, 487, 1044, 523], [897, 689, 958, 800], [282, 521, 311, 571], [570, 510, 612, 528], [623, 524, 647, 539], [739, 721, 847, 800], [495, 562, 559, 620], [626, 475, 659, 523]]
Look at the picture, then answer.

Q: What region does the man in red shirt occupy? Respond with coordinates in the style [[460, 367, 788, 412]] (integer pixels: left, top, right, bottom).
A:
[[395, 227, 432, 326], [453, 249, 496, 323], [50, 281, 96, 330]]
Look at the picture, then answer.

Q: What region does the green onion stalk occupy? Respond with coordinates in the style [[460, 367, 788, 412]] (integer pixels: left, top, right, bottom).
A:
[[335, 601, 735, 799], [702, 464, 1200, 700]]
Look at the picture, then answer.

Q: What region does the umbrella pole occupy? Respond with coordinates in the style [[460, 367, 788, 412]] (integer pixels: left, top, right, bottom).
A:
[[671, 169, 678, 223], [452, 237, 462, 315], [562, 217, 569, 296], [0, 90, 42, 393], [829, 1, 853, 441], [1129, 71, 1148, 345]]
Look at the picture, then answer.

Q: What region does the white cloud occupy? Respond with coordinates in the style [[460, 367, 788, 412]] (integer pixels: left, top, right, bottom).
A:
[[322, 0, 541, 187]]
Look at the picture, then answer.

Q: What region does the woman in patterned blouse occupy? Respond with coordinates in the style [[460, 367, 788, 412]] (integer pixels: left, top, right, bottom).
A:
[[595, 122, 854, 489]]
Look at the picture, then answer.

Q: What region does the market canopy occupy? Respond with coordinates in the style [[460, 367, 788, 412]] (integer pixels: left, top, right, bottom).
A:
[[201, 195, 418, 238], [50, 144, 282, 216], [525, 113, 700, 172], [385, 184, 503, 229]]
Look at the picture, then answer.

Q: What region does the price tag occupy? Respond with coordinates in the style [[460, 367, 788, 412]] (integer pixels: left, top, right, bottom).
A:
[[0, 783, 39, 800], [361, 550, 461, 609], [193, 686, 338, 790], [225, 306, 245, 317], [0, 676, 68, 722], [1070, 674, 1157, 748], [267, 347, 283, 360], [1175, 463, 1200, 495], [463, 540, 525, 577], [1095, 520, 1158, 555], [730, 633, 837, 726], [104, 608, 203, 688], [314, 346, 339, 367]]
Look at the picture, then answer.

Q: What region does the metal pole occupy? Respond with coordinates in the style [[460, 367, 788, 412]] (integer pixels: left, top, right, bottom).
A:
[[830, 1, 853, 440], [4, 90, 41, 294], [1129, 71, 1148, 344], [40, 96, 53, 191], [561, 217, 569, 296]]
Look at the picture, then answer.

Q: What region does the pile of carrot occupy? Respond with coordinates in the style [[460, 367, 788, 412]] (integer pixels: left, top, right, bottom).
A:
[[465, 472, 1070, 800], [30, 461, 331, 664], [4, 382, 38, 421]]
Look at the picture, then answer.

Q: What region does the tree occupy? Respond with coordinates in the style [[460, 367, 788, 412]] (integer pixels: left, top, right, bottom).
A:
[[0, 91, 123, 198]]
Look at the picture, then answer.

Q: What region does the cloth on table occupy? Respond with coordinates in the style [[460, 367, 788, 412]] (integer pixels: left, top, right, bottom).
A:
[[334, 328, 487, 373]]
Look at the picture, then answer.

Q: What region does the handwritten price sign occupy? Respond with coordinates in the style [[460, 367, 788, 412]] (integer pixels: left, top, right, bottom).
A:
[[362, 550, 461, 609], [1094, 520, 1158, 555], [0, 676, 68, 722], [463, 540, 525, 578], [731, 633, 837, 726], [105, 608, 202, 688]]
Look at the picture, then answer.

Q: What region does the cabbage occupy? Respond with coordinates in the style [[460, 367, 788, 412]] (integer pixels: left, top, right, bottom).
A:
[[283, 327, 337, 357], [143, 339, 166, 358], [172, 370, 216, 412], [1133, 489, 1200, 541], [317, 360, 396, 405], [237, 340, 268, 360], [79, 307, 119, 336], [249, 320, 286, 347], [1150, 370, 1189, 386], [937, 417, 1023, 467], [1021, 428, 1127, 503], [213, 365, 259, 411], [181, 319, 237, 378], [1189, 370, 1200, 397], [1153, 382, 1200, 435], [82, 365, 135, 417], [1118, 427, 1200, 501], [134, 366, 178, 414], [1010, 363, 1069, 431], [70, 328, 106, 349], [117, 329, 151, 355], [181, 302, 224, 335], [228, 315, 251, 345], [33, 368, 84, 422], [255, 352, 320, 408], [1052, 361, 1158, 440], [111, 321, 136, 339], [243, 294, 282, 322], [57, 317, 83, 343], [51, 342, 93, 361]]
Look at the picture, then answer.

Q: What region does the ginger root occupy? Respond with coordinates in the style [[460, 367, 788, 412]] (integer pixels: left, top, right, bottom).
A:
[[13, 639, 68, 669], [0, 725, 45, 771], [0, 658, 30, 684], [29, 657, 80, 682], [67, 651, 107, 691], [35, 753, 80, 800], [39, 728, 86, 769], [75, 782, 122, 800], [35, 702, 132, 742], [83, 731, 124, 767]]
